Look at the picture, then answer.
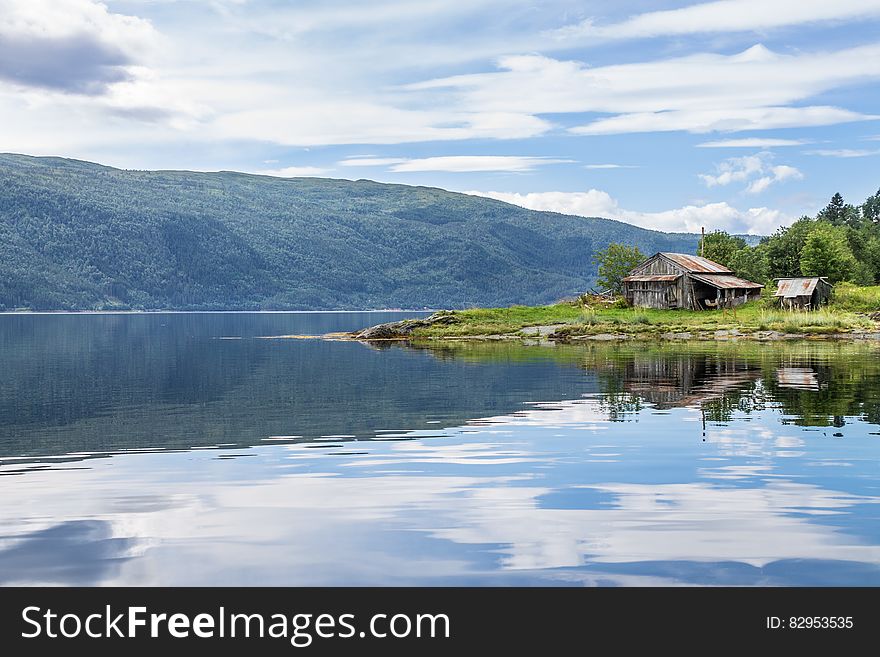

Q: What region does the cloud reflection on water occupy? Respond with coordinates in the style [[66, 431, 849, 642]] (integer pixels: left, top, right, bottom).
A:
[[1, 393, 879, 586]]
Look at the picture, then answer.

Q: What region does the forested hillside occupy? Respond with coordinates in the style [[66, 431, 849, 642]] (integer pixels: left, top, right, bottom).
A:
[[0, 154, 700, 310]]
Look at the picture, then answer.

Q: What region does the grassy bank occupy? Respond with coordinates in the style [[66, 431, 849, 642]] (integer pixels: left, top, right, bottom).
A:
[[828, 283, 880, 312], [396, 288, 880, 340]]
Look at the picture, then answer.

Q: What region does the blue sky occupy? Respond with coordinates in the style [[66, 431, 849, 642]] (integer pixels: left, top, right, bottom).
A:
[[1, 0, 879, 234]]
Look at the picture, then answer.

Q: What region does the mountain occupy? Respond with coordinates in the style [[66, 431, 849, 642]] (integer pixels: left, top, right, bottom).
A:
[[0, 153, 700, 310]]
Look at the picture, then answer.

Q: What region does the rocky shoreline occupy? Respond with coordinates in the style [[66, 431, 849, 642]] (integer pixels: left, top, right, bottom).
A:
[[348, 312, 880, 343], [351, 311, 460, 340]]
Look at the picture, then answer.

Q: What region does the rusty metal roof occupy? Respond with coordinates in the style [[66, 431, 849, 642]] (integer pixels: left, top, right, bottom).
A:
[[623, 274, 680, 282], [659, 253, 732, 273], [773, 277, 828, 298], [776, 367, 820, 391], [689, 273, 763, 289]]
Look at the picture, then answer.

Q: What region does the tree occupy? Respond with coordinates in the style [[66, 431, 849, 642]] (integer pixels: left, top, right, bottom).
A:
[[817, 192, 860, 227], [728, 245, 770, 284], [764, 218, 814, 279], [862, 188, 880, 224], [863, 235, 880, 284], [799, 222, 858, 283], [697, 230, 747, 268], [594, 243, 645, 294], [844, 223, 880, 283]]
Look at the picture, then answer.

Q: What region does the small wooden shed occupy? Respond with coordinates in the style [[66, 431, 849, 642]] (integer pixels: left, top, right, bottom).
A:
[[773, 277, 832, 310], [623, 252, 763, 310]]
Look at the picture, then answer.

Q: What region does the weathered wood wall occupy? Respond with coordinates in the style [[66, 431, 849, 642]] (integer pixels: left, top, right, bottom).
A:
[[627, 255, 693, 309]]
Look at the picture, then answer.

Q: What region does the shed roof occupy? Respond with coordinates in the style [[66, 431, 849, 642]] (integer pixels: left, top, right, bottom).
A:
[[689, 273, 763, 289], [773, 277, 829, 298], [776, 367, 820, 391], [659, 253, 732, 273], [622, 274, 680, 282]]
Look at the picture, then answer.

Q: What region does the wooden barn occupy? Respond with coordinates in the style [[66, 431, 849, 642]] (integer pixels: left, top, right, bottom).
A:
[[773, 277, 833, 310], [623, 252, 763, 310]]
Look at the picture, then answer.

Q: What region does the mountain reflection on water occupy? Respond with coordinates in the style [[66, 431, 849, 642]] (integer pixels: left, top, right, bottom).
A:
[[1, 313, 879, 586]]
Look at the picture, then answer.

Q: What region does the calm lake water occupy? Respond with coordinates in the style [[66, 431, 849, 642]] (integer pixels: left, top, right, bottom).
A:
[[1, 312, 880, 586]]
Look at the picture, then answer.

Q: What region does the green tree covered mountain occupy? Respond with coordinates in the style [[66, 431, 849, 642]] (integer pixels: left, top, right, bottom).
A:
[[0, 153, 700, 310]]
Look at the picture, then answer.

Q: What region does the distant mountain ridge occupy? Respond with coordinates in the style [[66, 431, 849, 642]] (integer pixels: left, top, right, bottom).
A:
[[0, 153, 701, 310]]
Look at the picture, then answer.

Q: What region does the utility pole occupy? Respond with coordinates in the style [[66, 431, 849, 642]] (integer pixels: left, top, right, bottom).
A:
[[701, 226, 705, 257]]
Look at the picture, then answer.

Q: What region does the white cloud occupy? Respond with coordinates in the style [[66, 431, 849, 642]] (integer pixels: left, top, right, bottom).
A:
[[339, 155, 571, 173], [212, 105, 551, 146], [699, 154, 765, 187], [697, 138, 808, 148], [390, 156, 572, 173], [254, 166, 331, 177], [338, 157, 409, 167], [805, 148, 880, 158], [414, 45, 880, 114], [552, 0, 880, 40], [572, 106, 873, 136], [417, 45, 880, 135], [698, 152, 802, 193], [467, 189, 620, 218], [584, 163, 638, 169], [465, 189, 791, 234], [0, 0, 158, 94], [769, 164, 802, 181]]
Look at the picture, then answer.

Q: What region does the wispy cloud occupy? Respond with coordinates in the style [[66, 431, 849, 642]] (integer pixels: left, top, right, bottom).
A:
[[551, 0, 880, 40], [338, 157, 409, 167], [255, 166, 331, 177], [698, 152, 802, 193], [212, 106, 551, 146], [465, 189, 791, 235], [697, 138, 808, 148], [416, 45, 880, 136], [804, 148, 880, 158], [336, 155, 573, 173], [389, 156, 573, 173], [573, 106, 874, 136]]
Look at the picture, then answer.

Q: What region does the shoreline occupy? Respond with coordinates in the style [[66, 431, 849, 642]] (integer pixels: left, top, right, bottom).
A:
[[344, 303, 880, 344], [340, 330, 880, 343]]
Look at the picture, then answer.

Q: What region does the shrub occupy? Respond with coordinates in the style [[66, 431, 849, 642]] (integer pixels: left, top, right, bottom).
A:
[[578, 310, 600, 325]]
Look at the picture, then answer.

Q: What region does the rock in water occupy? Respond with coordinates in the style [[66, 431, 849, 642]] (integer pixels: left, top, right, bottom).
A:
[[354, 311, 458, 340]]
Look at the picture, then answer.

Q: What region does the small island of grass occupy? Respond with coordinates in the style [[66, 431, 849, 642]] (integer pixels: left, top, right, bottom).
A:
[[352, 283, 880, 343]]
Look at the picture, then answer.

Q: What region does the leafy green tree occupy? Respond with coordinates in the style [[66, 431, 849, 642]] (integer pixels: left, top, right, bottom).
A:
[[862, 188, 880, 224], [799, 222, 858, 283], [863, 235, 880, 284], [728, 245, 770, 283], [764, 218, 815, 279], [594, 243, 645, 294], [697, 230, 747, 268], [850, 260, 876, 286], [844, 223, 880, 284]]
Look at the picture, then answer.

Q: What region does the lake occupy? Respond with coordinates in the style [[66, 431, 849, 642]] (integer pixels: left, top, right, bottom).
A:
[[1, 312, 879, 586]]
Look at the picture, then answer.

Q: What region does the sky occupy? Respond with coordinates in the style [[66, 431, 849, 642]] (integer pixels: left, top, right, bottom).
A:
[[1, 0, 879, 235]]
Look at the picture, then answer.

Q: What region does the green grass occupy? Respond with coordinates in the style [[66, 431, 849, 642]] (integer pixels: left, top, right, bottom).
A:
[[829, 283, 880, 313], [414, 304, 585, 336], [409, 296, 878, 340], [755, 309, 863, 333]]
